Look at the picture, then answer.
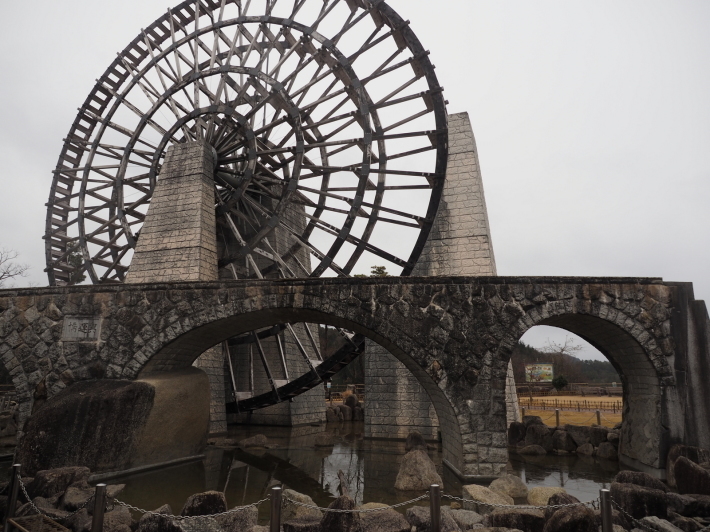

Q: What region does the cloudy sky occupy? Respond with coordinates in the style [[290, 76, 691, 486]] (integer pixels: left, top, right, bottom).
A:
[[0, 0, 708, 361]]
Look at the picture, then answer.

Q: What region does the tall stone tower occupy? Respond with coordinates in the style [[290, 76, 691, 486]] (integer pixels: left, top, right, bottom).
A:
[[364, 112, 520, 441]]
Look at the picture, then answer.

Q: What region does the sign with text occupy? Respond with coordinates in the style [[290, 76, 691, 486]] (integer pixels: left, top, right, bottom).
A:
[[62, 317, 101, 341], [525, 363, 554, 383]]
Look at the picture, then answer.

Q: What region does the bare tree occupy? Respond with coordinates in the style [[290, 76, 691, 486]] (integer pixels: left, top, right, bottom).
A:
[[0, 249, 29, 288], [541, 337, 584, 357]]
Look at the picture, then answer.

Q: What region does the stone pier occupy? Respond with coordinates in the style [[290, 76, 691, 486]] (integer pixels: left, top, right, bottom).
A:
[[364, 112, 521, 444]]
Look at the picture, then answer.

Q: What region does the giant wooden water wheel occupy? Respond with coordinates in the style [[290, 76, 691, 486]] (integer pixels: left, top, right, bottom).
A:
[[44, 0, 448, 410]]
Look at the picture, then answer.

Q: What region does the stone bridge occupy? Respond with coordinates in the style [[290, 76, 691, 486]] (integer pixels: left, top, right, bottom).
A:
[[1, 276, 709, 478]]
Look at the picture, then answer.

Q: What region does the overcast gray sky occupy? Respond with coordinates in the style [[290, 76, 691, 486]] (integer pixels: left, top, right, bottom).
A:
[[0, 1, 708, 361]]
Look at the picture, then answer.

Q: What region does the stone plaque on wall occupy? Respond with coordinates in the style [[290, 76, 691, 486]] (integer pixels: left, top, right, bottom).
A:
[[62, 317, 101, 341]]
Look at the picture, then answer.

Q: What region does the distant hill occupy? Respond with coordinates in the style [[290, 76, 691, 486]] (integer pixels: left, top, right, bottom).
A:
[[511, 341, 620, 384]]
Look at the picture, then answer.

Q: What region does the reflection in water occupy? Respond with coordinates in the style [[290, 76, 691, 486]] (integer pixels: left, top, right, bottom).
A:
[[114, 422, 619, 523]]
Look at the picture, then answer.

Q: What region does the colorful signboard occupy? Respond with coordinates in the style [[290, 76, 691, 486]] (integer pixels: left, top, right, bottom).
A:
[[525, 364, 554, 383]]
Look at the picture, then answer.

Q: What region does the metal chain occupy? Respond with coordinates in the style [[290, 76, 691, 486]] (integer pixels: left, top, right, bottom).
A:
[[282, 494, 429, 513], [112, 497, 270, 521], [610, 496, 710, 532], [17, 475, 94, 522], [441, 493, 598, 511]]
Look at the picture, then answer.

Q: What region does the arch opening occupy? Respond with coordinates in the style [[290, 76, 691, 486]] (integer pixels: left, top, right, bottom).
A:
[[138, 307, 465, 475], [502, 314, 666, 470]]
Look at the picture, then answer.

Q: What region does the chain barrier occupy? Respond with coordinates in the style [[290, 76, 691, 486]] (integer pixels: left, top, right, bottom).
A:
[[112, 497, 270, 521], [441, 493, 597, 511], [17, 475, 94, 522], [611, 496, 710, 532], [282, 493, 429, 513]]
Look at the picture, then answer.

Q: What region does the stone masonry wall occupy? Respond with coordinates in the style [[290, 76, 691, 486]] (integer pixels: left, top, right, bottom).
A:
[[364, 112, 522, 442], [0, 277, 685, 474], [125, 140, 226, 435]]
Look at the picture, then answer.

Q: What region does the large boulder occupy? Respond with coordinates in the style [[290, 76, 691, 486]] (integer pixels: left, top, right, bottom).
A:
[[484, 508, 545, 532], [27, 467, 91, 499], [664, 493, 695, 516], [589, 426, 609, 447], [344, 394, 360, 410], [683, 494, 710, 517], [614, 471, 668, 492], [525, 425, 553, 452], [394, 450, 442, 491], [576, 443, 594, 456], [563, 425, 591, 447], [444, 508, 484, 529], [610, 482, 667, 524], [541, 505, 596, 532], [639, 516, 686, 532], [596, 442, 618, 461], [405, 505, 460, 532], [667, 445, 710, 488], [489, 475, 528, 500], [103, 507, 133, 532], [180, 491, 227, 516], [675, 457, 710, 496], [543, 493, 580, 521], [518, 445, 547, 456], [669, 512, 704, 531], [59, 485, 93, 512], [524, 416, 544, 427], [326, 407, 339, 423], [352, 407, 364, 422], [18, 369, 210, 475], [319, 496, 361, 532], [314, 433, 335, 448], [137, 505, 181, 532], [214, 506, 258, 532], [282, 520, 320, 532], [337, 405, 353, 422], [527, 487, 567, 507], [405, 432, 428, 452], [508, 423, 526, 446], [462, 484, 513, 515], [282, 490, 323, 522], [552, 431, 576, 453], [359, 504, 409, 532]]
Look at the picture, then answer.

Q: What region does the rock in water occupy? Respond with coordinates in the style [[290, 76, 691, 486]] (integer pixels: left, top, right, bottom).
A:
[[405, 431, 428, 452], [667, 445, 710, 488], [180, 491, 228, 516], [518, 445, 547, 456], [352, 407, 364, 421], [394, 450, 442, 491], [596, 442, 618, 461], [489, 475, 528, 500], [103, 507, 133, 532], [445, 508, 484, 529], [563, 425, 591, 447], [542, 505, 596, 532], [214, 506, 258, 532], [675, 457, 710, 495], [137, 505, 181, 532], [344, 394, 360, 409], [17, 368, 210, 475], [326, 407, 339, 423], [508, 422, 526, 446], [27, 467, 91, 499], [462, 484, 514, 514], [525, 425, 553, 452], [589, 426, 609, 447], [613, 471, 668, 492], [576, 443, 594, 456], [282, 490, 323, 522], [552, 431, 577, 453], [319, 496, 361, 532], [405, 505, 461, 532], [338, 404, 353, 421], [484, 508, 545, 532], [527, 487, 567, 507]]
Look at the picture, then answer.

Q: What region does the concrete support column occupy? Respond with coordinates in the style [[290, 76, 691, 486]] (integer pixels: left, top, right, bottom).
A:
[[126, 140, 227, 435]]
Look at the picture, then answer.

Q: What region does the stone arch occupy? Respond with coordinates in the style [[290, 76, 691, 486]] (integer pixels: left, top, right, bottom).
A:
[[499, 300, 673, 469], [133, 305, 466, 478]]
